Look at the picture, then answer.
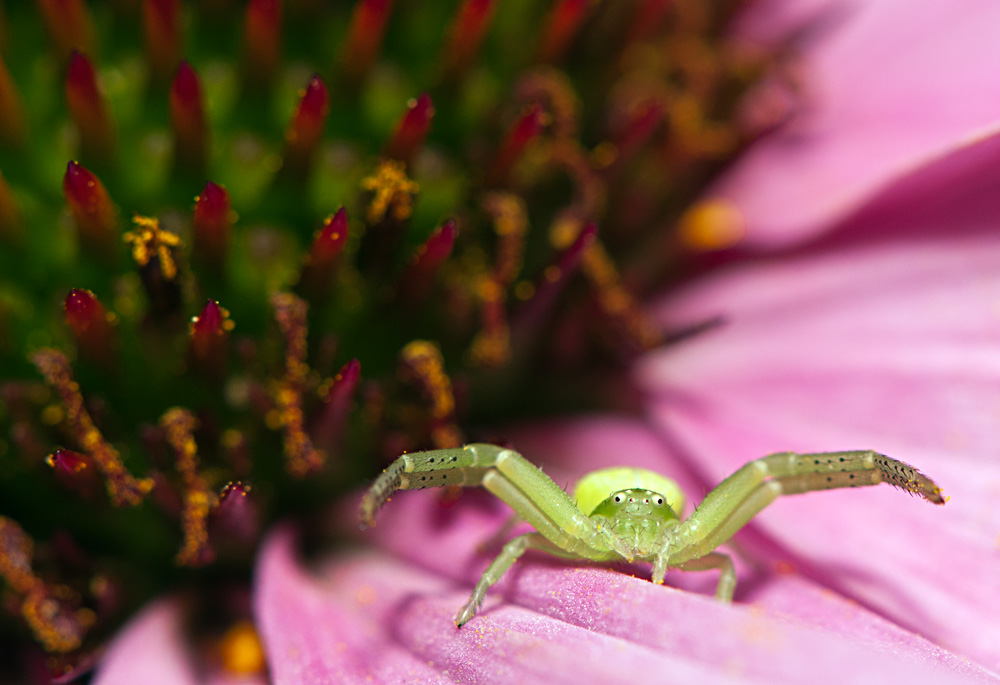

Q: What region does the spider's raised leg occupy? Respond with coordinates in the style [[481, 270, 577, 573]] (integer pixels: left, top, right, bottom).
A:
[[359, 443, 498, 526], [662, 451, 945, 591], [360, 444, 618, 559]]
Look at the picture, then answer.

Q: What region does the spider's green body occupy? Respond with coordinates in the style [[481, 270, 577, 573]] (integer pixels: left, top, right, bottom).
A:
[[360, 443, 944, 627]]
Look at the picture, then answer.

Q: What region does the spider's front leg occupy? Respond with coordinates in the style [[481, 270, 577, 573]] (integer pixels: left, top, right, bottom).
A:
[[358, 443, 499, 527], [360, 443, 618, 559], [454, 532, 574, 626], [360, 444, 623, 626], [660, 450, 944, 598]]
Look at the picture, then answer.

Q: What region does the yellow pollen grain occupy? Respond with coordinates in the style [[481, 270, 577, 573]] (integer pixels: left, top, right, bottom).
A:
[[360, 159, 419, 224], [220, 620, 266, 675], [678, 199, 746, 251], [123, 215, 182, 280]]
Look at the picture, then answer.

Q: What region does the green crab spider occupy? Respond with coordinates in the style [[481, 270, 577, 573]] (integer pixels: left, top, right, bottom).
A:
[[359, 443, 944, 627]]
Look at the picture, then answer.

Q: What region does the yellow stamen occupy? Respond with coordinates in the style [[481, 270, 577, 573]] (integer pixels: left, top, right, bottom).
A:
[[360, 159, 419, 224], [272, 293, 325, 477], [677, 199, 745, 251], [219, 620, 266, 675], [32, 349, 153, 506], [400, 340, 462, 448], [160, 408, 214, 567], [123, 215, 182, 279]]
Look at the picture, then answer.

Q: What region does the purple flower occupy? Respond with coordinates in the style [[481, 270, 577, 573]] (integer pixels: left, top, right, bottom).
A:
[[92, 1, 1000, 683]]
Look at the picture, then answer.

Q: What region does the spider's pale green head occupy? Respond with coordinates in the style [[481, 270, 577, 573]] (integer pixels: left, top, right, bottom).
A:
[[587, 486, 679, 559], [573, 467, 686, 518], [588, 489, 679, 522]]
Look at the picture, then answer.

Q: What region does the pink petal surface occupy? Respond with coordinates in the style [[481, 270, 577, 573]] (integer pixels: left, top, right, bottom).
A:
[[254, 414, 995, 684], [92, 596, 268, 685], [717, 0, 1000, 245], [639, 223, 1000, 670], [93, 597, 199, 685]]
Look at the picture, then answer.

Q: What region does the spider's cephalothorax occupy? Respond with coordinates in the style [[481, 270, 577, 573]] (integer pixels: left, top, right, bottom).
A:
[[360, 443, 945, 627], [589, 488, 679, 559]]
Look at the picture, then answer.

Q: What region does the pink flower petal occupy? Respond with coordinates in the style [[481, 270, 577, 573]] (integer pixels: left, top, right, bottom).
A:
[[717, 0, 1000, 244], [93, 597, 199, 685], [255, 483, 991, 684], [639, 231, 1000, 669]]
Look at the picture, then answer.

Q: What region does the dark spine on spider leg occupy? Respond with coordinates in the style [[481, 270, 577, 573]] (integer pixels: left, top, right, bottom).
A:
[[360, 459, 406, 526], [870, 454, 943, 502], [766, 451, 944, 504], [360, 454, 493, 526]]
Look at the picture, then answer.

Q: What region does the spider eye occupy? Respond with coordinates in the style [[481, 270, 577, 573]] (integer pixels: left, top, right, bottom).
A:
[[613, 494, 623, 503], [655, 497, 664, 505]]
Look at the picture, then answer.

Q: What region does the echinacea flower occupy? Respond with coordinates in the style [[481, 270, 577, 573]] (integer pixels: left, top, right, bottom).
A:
[[3, 1, 999, 684]]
